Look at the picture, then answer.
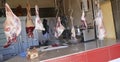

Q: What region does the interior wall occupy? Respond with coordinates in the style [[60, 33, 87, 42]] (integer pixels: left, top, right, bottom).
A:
[[64, 0, 81, 27], [5, 0, 55, 8], [70, 0, 82, 26], [100, 0, 116, 39]]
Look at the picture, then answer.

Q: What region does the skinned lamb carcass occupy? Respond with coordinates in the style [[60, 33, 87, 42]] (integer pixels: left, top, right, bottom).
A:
[[54, 17, 65, 38], [70, 16, 77, 40], [26, 3, 35, 38], [69, 9, 77, 40], [95, 9, 106, 40], [3, 3, 21, 48], [35, 5, 45, 31], [81, 10, 87, 29]]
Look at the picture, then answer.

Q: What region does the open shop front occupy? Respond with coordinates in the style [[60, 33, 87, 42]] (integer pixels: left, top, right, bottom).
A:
[[0, 0, 118, 62]]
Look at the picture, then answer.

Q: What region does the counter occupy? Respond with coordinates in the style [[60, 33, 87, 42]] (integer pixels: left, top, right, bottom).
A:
[[5, 39, 118, 62]]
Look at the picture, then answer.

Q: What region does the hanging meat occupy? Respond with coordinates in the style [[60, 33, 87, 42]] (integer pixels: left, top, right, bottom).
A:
[[95, 9, 106, 40], [35, 5, 45, 31], [26, 3, 35, 38], [70, 16, 77, 40], [68, 9, 77, 40], [3, 3, 21, 48], [54, 17, 65, 38], [81, 10, 87, 29], [95, 2, 106, 40]]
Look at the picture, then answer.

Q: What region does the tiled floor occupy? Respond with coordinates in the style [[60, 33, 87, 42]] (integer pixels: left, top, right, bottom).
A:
[[5, 39, 119, 62]]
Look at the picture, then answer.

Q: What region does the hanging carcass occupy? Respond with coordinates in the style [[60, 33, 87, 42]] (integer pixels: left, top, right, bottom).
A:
[[95, 9, 106, 40], [69, 9, 77, 40], [26, 3, 35, 38], [54, 17, 65, 38], [3, 3, 21, 48], [81, 10, 87, 29], [35, 5, 45, 31], [95, 1, 106, 40]]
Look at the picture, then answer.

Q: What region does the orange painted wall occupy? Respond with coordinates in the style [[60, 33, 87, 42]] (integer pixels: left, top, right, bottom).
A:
[[100, 0, 116, 39]]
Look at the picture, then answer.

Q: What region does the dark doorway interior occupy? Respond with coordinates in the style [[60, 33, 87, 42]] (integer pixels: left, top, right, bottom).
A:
[[111, 0, 120, 39]]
